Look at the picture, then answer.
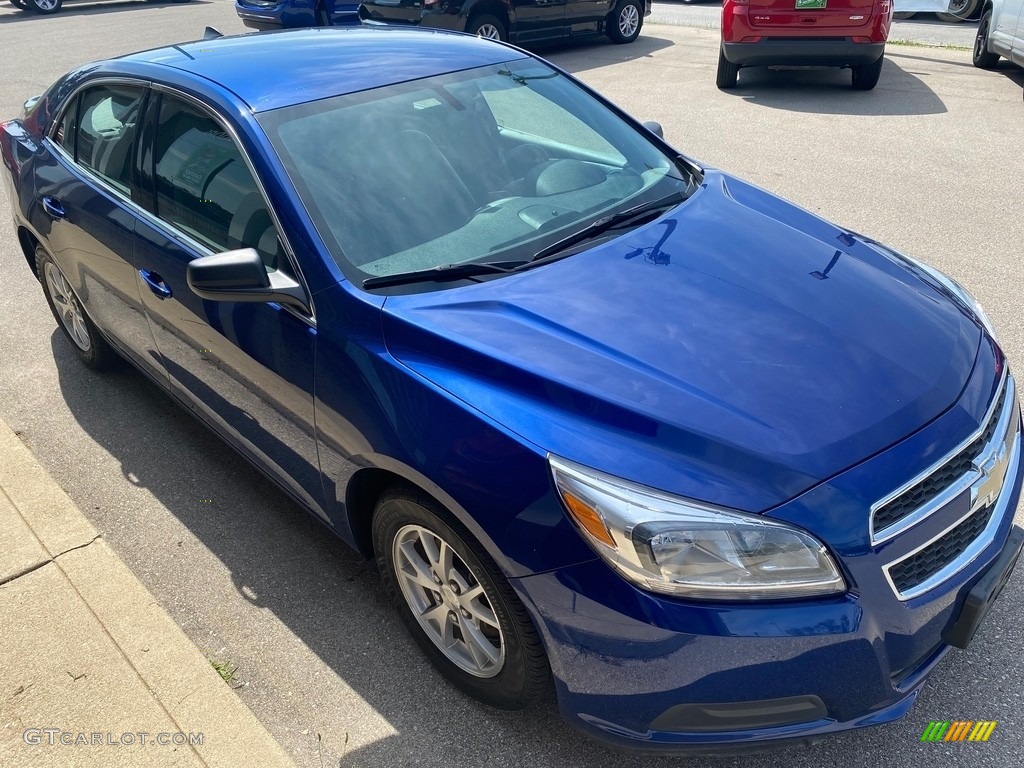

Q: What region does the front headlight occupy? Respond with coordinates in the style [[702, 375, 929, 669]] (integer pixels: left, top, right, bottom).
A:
[[869, 241, 1000, 343], [550, 456, 846, 600]]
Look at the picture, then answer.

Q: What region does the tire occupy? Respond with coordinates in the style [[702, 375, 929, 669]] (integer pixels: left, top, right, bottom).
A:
[[36, 247, 117, 370], [373, 487, 549, 710], [716, 47, 739, 89], [892, 11, 916, 19], [24, 0, 61, 12], [607, 0, 643, 44], [973, 11, 1000, 68], [936, 0, 978, 22], [466, 14, 507, 41], [852, 54, 884, 90]]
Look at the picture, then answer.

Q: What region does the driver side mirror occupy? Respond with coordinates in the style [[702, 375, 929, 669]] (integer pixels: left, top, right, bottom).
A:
[[642, 121, 664, 139], [187, 248, 310, 314]]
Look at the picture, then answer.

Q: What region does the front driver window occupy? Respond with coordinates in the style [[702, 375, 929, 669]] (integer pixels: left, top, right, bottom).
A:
[[154, 94, 283, 272]]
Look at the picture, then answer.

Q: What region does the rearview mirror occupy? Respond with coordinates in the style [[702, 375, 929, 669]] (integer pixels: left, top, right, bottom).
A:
[[187, 248, 310, 314]]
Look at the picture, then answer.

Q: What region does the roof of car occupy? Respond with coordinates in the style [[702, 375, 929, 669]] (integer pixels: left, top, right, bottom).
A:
[[118, 27, 530, 113]]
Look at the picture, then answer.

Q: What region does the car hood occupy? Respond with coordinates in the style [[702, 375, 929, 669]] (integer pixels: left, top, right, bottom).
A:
[[381, 171, 981, 512]]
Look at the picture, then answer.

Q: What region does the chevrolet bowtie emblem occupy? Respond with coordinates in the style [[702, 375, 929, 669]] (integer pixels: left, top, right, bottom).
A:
[[971, 440, 1009, 511]]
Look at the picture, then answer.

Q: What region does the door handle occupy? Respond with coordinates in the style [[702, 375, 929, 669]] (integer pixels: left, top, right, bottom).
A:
[[42, 196, 65, 219], [139, 269, 172, 299]]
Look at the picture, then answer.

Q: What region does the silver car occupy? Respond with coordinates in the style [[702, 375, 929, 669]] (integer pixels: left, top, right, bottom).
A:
[[974, 0, 1024, 68]]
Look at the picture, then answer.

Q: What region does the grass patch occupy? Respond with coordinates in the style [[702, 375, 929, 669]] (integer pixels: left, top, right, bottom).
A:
[[888, 38, 972, 51], [209, 657, 238, 684]]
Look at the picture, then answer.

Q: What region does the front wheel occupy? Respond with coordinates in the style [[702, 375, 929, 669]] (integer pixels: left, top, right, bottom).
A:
[[607, 0, 643, 44], [24, 0, 61, 12], [973, 11, 1000, 68], [716, 47, 739, 89], [936, 0, 978, 22], [466, 14, 507, 41], [373, 488, 549, 709], [852, 54, 884, 90]]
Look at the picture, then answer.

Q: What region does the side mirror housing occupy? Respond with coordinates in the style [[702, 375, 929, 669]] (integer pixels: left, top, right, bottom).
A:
[[642, 120, 664, 139], [187, 248, 310, 314]]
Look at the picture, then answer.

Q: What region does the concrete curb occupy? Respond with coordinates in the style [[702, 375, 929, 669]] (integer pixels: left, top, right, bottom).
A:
[[0, 417, 298, 768]]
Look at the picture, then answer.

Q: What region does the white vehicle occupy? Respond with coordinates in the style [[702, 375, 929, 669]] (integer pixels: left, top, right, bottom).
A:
[[974, 0, 1024, 67]]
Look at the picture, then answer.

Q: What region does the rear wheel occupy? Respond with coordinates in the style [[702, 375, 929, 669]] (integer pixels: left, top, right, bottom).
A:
[[973, 11, 1000, 68], [36, 247, 116, 370], [607, 0, 643, 43], [852, 54, 884, 90], [936, 0, 978, 22], [373, 487, 549, 709], [466, 14, 507, 41], [716, 47, 739, 89], [24, 0, 61, 12]]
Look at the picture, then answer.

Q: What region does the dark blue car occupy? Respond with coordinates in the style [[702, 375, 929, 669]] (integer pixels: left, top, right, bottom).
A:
[[236, 0, 649, 45], [2, 27, 1022, 754], [236, 0, 362, 31]]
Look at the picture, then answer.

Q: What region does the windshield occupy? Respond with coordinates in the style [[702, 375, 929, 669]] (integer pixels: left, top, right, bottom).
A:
[[258, 58, 693, 287]]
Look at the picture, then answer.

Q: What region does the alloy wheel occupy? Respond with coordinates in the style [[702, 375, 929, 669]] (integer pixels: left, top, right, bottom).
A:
[[392, 524, 506, 678], [475, 24, 502, 40], [44, 263, 91, 352], [618, 4, 639, 37]]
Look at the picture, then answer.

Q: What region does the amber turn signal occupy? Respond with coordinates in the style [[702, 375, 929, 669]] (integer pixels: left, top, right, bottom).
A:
[[561, 491, 617, 549]]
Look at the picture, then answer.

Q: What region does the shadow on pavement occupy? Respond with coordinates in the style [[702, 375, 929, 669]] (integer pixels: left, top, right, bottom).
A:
[[975, 60, 1024, 90], [534, 33, 675, 73], [726, 59, 947, 115]]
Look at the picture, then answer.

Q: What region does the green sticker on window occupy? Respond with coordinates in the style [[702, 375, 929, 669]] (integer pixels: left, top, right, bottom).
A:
[[795, 0, 826, 7]]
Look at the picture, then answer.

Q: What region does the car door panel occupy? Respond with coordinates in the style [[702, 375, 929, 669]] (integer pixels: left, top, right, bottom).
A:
[[133, 216, 326, 518], [132, 91, 326, 519], [510, 0, 567, 41], [992, 0, 1024, 52], [565, 0, 611, 32], [1012, 1, 1024, 63]]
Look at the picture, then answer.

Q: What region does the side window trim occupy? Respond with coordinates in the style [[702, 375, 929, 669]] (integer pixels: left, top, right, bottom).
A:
[[54, 93, 80, 160], [132, 88, 161, 215], [149, 84, 315, 325]]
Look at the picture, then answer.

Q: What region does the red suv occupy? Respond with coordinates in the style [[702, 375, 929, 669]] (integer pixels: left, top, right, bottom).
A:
[[718, 0, 893, 90]]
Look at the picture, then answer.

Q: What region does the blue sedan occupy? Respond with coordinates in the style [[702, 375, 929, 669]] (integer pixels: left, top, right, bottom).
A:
[[2, 27, 1022, 753]]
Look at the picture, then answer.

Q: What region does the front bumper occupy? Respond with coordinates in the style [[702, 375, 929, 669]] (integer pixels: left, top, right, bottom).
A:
[[723, 39, 885, 68], [512, 357, 1023, 752]]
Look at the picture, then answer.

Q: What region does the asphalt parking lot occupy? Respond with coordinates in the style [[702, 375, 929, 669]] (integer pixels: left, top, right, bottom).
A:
[[1, 3, 1023, 767]]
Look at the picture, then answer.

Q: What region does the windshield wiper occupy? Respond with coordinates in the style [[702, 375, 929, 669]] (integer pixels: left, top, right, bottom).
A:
[[362, 260, 519, 289], [528, 191, 686, 265], [362, 192, 688, 289]]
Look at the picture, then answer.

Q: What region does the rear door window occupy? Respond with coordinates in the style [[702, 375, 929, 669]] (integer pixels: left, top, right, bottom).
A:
[[75, 84, 146, 194]]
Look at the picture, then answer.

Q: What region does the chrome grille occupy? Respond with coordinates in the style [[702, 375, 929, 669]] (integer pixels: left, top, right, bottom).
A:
[[888, 505, 994, 594], [873, 383, 1009, 534], [880, 372, 1020, 601]]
